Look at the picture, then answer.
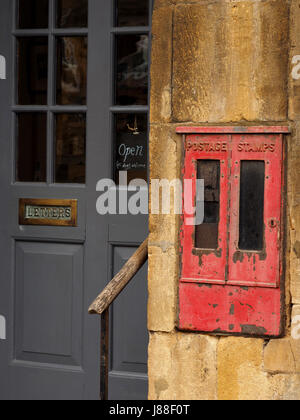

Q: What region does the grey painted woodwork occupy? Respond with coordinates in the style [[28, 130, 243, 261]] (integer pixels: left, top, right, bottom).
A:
[[0, 0, 150, 400]]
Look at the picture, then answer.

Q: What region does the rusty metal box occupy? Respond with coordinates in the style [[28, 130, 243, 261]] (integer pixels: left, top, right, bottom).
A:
[[177, 126, 289, 337]]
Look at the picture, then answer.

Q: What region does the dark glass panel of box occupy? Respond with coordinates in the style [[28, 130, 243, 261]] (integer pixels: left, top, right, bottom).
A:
[[55, 114, 86, 184], [114, 114, 148, 184], [116, 0, 149, 27], [115, 35, 148, 106], [239, 161, 265, 251], [56, 0, 88, 28], [56, 37, 87, 105], [17, 113, 47, 183], [18, 0, 49, 29], [18, 37, 48, 105], [195, 160, 220, 249]]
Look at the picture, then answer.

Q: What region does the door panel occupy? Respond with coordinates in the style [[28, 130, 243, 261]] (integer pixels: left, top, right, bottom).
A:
[[0, 0, 150, 400], [105, 0, 151, 401], [109, 233, 148, 400], [0, 0, 13, 401], [112, 247, 148, 375], [15, 242, 83, 366], [10, 364, 85, 401]]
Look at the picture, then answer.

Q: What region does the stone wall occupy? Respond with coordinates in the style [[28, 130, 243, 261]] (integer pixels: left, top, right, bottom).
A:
[[148, 0, 300, 400]]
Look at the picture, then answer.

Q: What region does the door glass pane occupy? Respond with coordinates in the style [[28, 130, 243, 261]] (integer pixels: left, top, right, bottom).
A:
[[18, 0, 49, 29], [17, 113, 47, 183], [195, 160, 220, 249], [115, 34, 148, 106], [55, 114, 86, 184], [56, 0, 88, 28], [116, 0, 149, 27], [114, 114, 148, 184], [56, 37, 87, 105], [18, 37, 48, 105], [239, 161, 265, 251]]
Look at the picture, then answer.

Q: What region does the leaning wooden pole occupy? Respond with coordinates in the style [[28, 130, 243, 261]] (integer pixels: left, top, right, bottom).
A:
[[89, 237, 148, 315], [89, 237, 149, 400]]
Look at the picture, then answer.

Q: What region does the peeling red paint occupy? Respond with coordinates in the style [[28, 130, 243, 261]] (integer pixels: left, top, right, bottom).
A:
[[228, 134, 282, 288], [179, 282, 282, 336], [178, 127, 288, 338], [180, 134, 229, 285]]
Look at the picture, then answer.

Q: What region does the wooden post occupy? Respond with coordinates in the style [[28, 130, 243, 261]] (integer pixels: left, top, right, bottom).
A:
[[100, 309, 109, 401]]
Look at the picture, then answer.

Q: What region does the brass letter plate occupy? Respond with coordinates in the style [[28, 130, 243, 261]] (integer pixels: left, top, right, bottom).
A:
[[19, 199, 78, 227]]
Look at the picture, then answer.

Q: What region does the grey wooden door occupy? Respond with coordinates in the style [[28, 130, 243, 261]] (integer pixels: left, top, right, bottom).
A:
[[0, 0, 150, 400]]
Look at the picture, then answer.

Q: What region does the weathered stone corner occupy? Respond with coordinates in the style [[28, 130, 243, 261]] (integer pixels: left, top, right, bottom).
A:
[[148, 0, 300, 401], [148, 332, 218, 400], [264, 339, 297, 374], [264, 306, 300, 374], [218, 337, 269, 400]]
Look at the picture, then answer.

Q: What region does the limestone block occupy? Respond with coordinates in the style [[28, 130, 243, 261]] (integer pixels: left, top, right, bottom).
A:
[[148, 246, 178, 332], [148, 332, 218, 400], [148, 333, 174, 400], [218, 337, 272, 400], [264, 339, 296, 374], [149, 124, 182, 244], [287, 124, 300, 303], [154, 0, 202, 9], [150, 7, 173, 124], [291, 305, 300, 372], [264, 307, 300, 375], [268, 374, 300, 400], [154, 0, 173, 9], [172, 1, 289, 122], [149, 125, 181, 181], [289, 1, 300, 121], [290, 204, 300, 304]]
